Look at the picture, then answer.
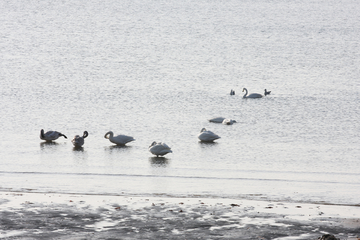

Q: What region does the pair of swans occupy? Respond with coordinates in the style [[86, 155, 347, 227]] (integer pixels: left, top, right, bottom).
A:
[[242, 88, 271, 98], [41, 129, 89, 147], [209, 117, 236, 125], [105, 131, 173, 157]]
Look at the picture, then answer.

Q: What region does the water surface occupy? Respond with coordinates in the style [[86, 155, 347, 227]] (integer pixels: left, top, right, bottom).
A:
[[1, 0, 360, 206]]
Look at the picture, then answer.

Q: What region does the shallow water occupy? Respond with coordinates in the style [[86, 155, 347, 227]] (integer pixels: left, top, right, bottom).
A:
[[1, 0, 360, 206]]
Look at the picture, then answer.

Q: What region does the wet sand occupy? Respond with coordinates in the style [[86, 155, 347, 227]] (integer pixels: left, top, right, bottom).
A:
[[0, 192, 359, 239]]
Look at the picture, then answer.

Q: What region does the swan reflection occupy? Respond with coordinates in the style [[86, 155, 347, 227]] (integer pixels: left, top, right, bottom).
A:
[[72, 146, 84, 152], [40, 141, 59, 150], [150, 157, 169, 167], [105, 145, 132, 153], [198, 141, 218, 147]]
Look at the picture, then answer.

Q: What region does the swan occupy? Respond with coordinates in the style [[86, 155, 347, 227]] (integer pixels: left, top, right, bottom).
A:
[[264, 89, 271, 96], [230, 89, 235, 95], [104, 131, 135, 146], [242, 88, 263, 98], [40, 129, 67, 142], [149, 141, 172, 157], [198, 128, 221, 142], [222, 119, 236, 125], [72, 131, 88, 147], [209, 117, 226, 123]]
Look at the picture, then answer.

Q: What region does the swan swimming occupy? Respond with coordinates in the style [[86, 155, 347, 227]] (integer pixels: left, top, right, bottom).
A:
[[242, 88, 263, 98], [198, 128, 221, 142], [104, 131, 135, 146], [149, 141, 172, 157], [40, 129, 67, 142], [222, 119, 236, 125], [72, 131, 88, 147], [264, 89, 271, 96], [209, 117, 226, 123]]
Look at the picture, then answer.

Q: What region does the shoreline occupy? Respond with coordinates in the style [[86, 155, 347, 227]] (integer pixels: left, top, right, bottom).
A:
[[1, 191, 359, 239]]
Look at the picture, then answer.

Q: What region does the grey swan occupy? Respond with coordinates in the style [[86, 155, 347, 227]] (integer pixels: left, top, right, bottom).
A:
[[149, 141, 172, 157], [242, 88, 263, 98], [72, 131, 88, 147], [104, 131, 135, 146], [40, 129, 67, 142], [198, 128, 221, 142]]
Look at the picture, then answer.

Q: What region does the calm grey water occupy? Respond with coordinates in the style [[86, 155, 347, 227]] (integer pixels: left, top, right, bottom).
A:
[[1, 0, 359, 206]]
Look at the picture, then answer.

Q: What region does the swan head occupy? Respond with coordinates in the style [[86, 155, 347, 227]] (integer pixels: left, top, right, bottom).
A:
[[200, 128, 207, 132], [83, 131, 89, 138], [149, 141, 157, 148]]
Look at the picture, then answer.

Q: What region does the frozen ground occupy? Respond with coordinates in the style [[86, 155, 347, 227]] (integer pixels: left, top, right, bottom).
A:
[[0, 192, 359, 239]]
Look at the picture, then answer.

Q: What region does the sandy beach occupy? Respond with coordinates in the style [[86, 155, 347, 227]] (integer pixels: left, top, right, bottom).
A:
[[0, 191, 359, 239]]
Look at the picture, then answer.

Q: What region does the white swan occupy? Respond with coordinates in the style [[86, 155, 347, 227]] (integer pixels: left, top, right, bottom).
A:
[[209, 117, 226, 123], [242, 88, 263, 98], [264, 89, 271, 96], [40, 129, 67, 142], [198, 128, 221, 142], [104, 131, 135, 146], [149, 141, 172, 157], [222, 119, 236, 125], [72, 131, 88, 147]]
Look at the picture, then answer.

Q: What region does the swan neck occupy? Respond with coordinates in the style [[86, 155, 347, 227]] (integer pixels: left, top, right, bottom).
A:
[[243, 88, 248, 98], [104, 132, 111, 139], [40, 129, 45, 139]]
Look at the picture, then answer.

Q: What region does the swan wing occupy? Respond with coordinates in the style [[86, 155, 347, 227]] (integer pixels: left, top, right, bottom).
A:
[[209, 117, 225, 123], [247, 93, 263, 98], [160, 142, 171, 150], [42, 131, 63, 141], [159, 148, 172, 156], [111, 134, 135, 145]]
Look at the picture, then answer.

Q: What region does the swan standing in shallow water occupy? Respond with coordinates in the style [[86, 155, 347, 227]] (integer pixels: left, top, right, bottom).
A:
[[72, 131, 88, 147], [149, 141, 172, 157], [242, 88, 263, 98], [104, 131, 135, 146], [198, 128, 221, 142], [40, 129, 67, 142]]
